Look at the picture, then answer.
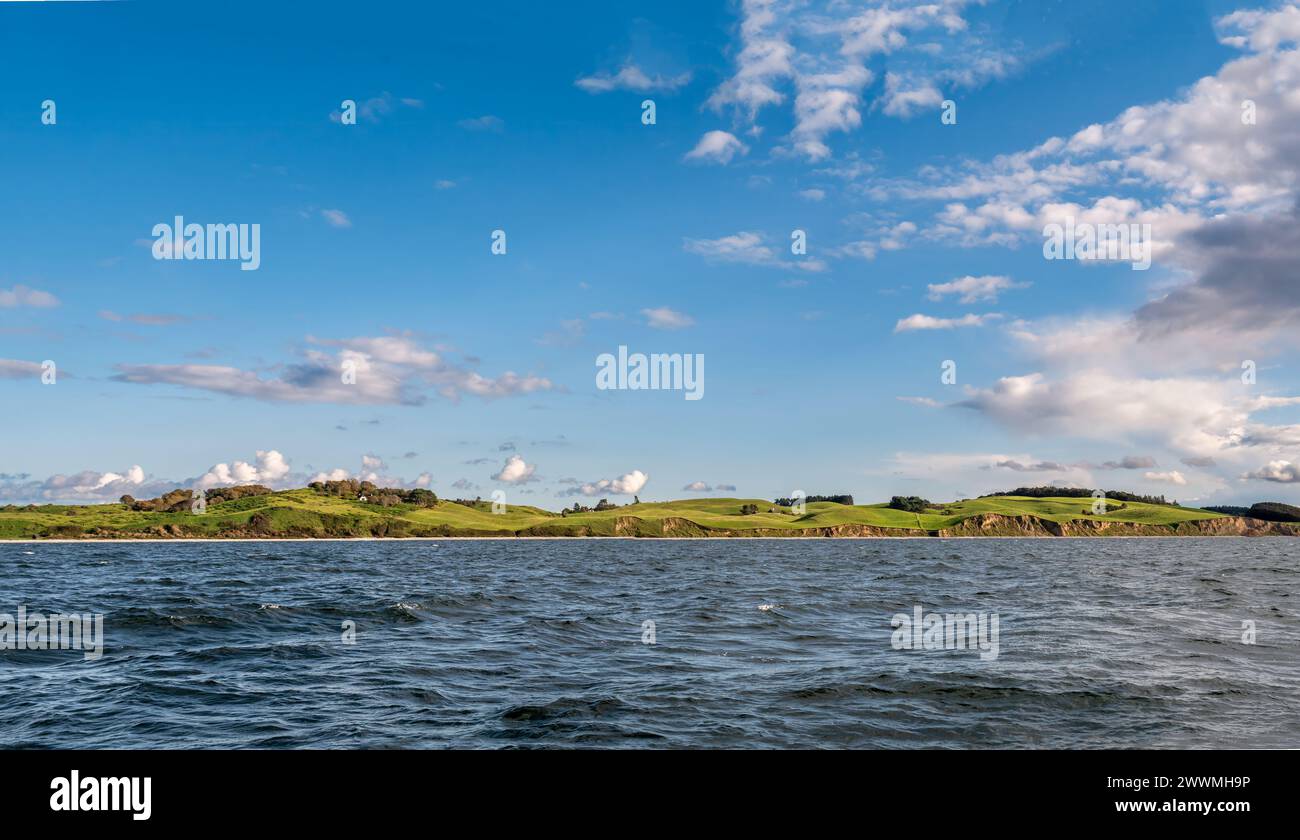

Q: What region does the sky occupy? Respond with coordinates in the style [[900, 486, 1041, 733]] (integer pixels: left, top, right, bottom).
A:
[[2, 0, 1300, 509]]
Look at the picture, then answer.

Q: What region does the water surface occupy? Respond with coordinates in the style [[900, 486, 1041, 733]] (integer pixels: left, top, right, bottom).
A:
[[1, 539, 1296, 748]]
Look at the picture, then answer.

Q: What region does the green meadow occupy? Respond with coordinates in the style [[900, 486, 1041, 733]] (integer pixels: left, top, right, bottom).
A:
[[0, 489, 1228, 539]]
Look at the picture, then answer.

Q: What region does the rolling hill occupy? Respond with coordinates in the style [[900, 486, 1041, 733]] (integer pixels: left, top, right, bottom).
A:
[[2, 488, 1293, 539]]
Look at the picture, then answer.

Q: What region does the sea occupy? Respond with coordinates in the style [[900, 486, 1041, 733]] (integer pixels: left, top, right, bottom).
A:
[[2, 538, 1297, 749]]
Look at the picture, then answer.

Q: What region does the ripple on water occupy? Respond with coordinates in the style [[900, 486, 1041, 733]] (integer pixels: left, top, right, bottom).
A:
[[1, 538, 1297, 748]]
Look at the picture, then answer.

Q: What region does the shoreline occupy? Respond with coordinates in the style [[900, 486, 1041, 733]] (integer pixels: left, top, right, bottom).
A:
[[4, 534, 1296, 543]]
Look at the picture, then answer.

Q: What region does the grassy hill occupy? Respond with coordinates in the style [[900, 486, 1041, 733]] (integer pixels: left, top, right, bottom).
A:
[[0, 489, 1233, 540]]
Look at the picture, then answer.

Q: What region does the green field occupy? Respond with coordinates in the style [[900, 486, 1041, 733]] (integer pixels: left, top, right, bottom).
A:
[[0, 489, 1231, 539]]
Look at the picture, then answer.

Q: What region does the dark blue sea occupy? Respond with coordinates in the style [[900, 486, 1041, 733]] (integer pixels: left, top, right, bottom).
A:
[[1, 539, 1297, 748]]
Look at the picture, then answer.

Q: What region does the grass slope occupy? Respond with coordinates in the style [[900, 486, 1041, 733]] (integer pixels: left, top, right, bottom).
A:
[[0, 490, 1227, 539]]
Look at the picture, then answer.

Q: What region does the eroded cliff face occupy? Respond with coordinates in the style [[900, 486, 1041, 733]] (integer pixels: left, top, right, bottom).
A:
[[653, 519, 928, 538], [933, 514, 1299, 538], [31, 513, 1300, 539], [614, 513, 1300, 538]]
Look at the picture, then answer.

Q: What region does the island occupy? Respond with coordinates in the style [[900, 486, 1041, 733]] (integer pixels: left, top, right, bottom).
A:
[[2, 481, 1298, 539]]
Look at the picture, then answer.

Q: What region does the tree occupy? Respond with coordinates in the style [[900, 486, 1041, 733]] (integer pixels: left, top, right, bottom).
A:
[[889, 496, 931, 513]]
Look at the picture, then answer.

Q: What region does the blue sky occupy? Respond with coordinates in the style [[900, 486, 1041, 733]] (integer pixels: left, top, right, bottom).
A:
[[3, 0, 1300, 507]]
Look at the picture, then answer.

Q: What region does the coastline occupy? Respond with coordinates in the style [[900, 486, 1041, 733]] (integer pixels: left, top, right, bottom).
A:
[[5, 533, 1298, 543]]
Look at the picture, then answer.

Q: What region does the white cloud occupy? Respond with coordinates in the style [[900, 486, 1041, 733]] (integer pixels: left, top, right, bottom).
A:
[[897, 396, 943, 408], [705, 0, 795, 121], [1243, 460, 1300, 483], [308, 456, 433, 489], [957, 371, 1254, 460], [683, 231, 826, 271], [684, 130, 749, 165], [705, 0, 1017, 158], [113, 334, 552, 405], [492, 454, 538, 484], [894, 313, 1001, 332], [0, 359, 47, 380], [683, 480, 712, 491], [684, 231, 773, 264], [0, 464, 153, 503], [0, 285, 59, 308], [320, 209, 351, 228], [563, 469, 648, 497], [576, 63, 691, 93], [642, 306, 695, 330], [790, 66, 872, 160], [927, 275, 1028, 304], [879, 72, 943, 118], [195, 450, 292, 489], [1143, 470, 1187, 486]]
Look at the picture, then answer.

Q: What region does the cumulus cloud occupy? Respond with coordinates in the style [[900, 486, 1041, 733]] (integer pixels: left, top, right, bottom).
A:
[[957, 371, 1250, 459], [492, 454, 538, 484], [195, 450, 293, 490], [0, 464, 159, 504], [1134, 207, 1300, 348], [683, 480, 712, 491], [880, 4, 1300, 261], [813, 5, 1300, 501], [705, 0, 1017, 158], [1243, 460, 1300, 483], [684, 130, 749, 165], [0, 450, 435, 504], [562, 469, 648, 497], [308, 453, 430, 489]]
